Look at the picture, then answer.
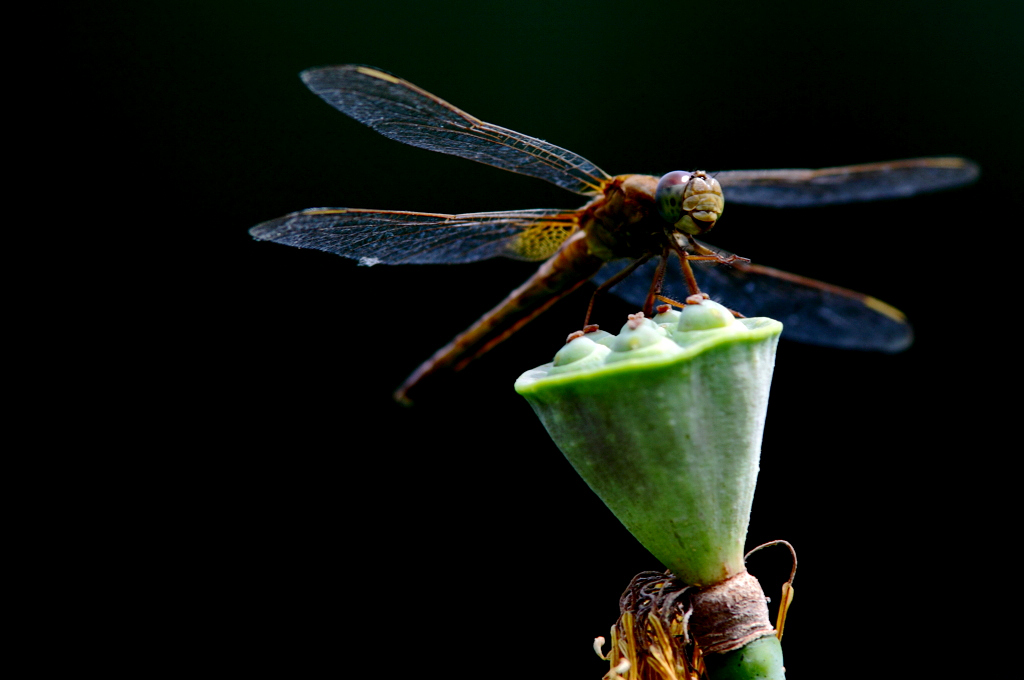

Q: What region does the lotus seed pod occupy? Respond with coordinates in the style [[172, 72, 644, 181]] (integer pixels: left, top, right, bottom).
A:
[[515, 306, 782, 587]]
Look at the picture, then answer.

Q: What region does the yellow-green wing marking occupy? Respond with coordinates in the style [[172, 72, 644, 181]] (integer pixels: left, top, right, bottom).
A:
[[715, 156, 979, 207], [301, 65, 612, 196], [249, 208, 580, 264]]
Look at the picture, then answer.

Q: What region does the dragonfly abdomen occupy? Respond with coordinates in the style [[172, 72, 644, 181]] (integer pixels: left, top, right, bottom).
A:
[[394, 230, 607, 403]]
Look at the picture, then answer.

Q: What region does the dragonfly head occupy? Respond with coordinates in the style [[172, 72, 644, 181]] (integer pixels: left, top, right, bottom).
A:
[[655, 170, 724, 235]]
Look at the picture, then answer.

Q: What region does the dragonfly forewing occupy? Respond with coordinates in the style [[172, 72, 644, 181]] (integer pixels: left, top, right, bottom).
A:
[[715, 157, 979, 208], [301, 65, 613, 196]]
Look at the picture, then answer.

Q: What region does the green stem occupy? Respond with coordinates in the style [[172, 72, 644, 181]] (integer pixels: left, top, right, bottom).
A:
[[703, 635, 785, 680]]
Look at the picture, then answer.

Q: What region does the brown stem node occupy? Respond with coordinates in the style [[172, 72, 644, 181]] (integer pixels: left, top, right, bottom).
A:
[[688, 571, 775, 656]]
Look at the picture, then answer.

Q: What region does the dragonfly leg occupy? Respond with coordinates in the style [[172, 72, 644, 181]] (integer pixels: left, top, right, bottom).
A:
[[685, 235, 751, 265], [583, 253, 653, 326], [667, 238, 703, 297], [655, 294, 686, 309], [642, 246, 670, 317], [655, 293, 745, 318], [685, 254, 747, 263], [674, 236, 749, 317]]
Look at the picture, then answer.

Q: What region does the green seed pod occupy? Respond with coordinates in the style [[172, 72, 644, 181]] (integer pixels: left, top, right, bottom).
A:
[[515, 310, 781, 586]]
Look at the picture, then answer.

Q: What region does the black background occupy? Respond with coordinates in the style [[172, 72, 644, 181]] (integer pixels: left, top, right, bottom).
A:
[[75, 1, 1020, 676]]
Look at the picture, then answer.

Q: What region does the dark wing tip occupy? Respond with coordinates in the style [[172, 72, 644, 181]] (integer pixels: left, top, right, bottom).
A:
[[299, 64, 396, 88], [885, 326, 914, 353], [909, 156, 982, 195], [249, 220, 276, 240], [299, 63, 356, 76], [250, 210, 327, 242], [249, 216, 287, 241], [299, 65, 347, 91], [298, 66, 320, 82], [954, 157, 981, 183]]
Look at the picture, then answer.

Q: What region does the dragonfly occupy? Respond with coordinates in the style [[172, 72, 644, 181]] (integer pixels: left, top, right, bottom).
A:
[[250, 65, 979, 403]]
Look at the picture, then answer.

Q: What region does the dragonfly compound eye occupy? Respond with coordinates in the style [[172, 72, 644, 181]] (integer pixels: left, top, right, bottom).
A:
[[656, 170, 724, 235]]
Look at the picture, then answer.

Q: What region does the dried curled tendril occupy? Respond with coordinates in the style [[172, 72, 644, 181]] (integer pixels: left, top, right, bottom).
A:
[[598, 571, 707, 680]]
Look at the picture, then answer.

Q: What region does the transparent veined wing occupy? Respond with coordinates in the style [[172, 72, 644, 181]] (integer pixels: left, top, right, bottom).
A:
[[249, 208, 581, 264], [592, 247, 913, 352], [301, 65, 613, 197], [715, 157, 978, 208]]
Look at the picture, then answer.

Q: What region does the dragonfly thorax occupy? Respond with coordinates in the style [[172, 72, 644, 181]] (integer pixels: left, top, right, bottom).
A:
[[655, 170, 724, 236]]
